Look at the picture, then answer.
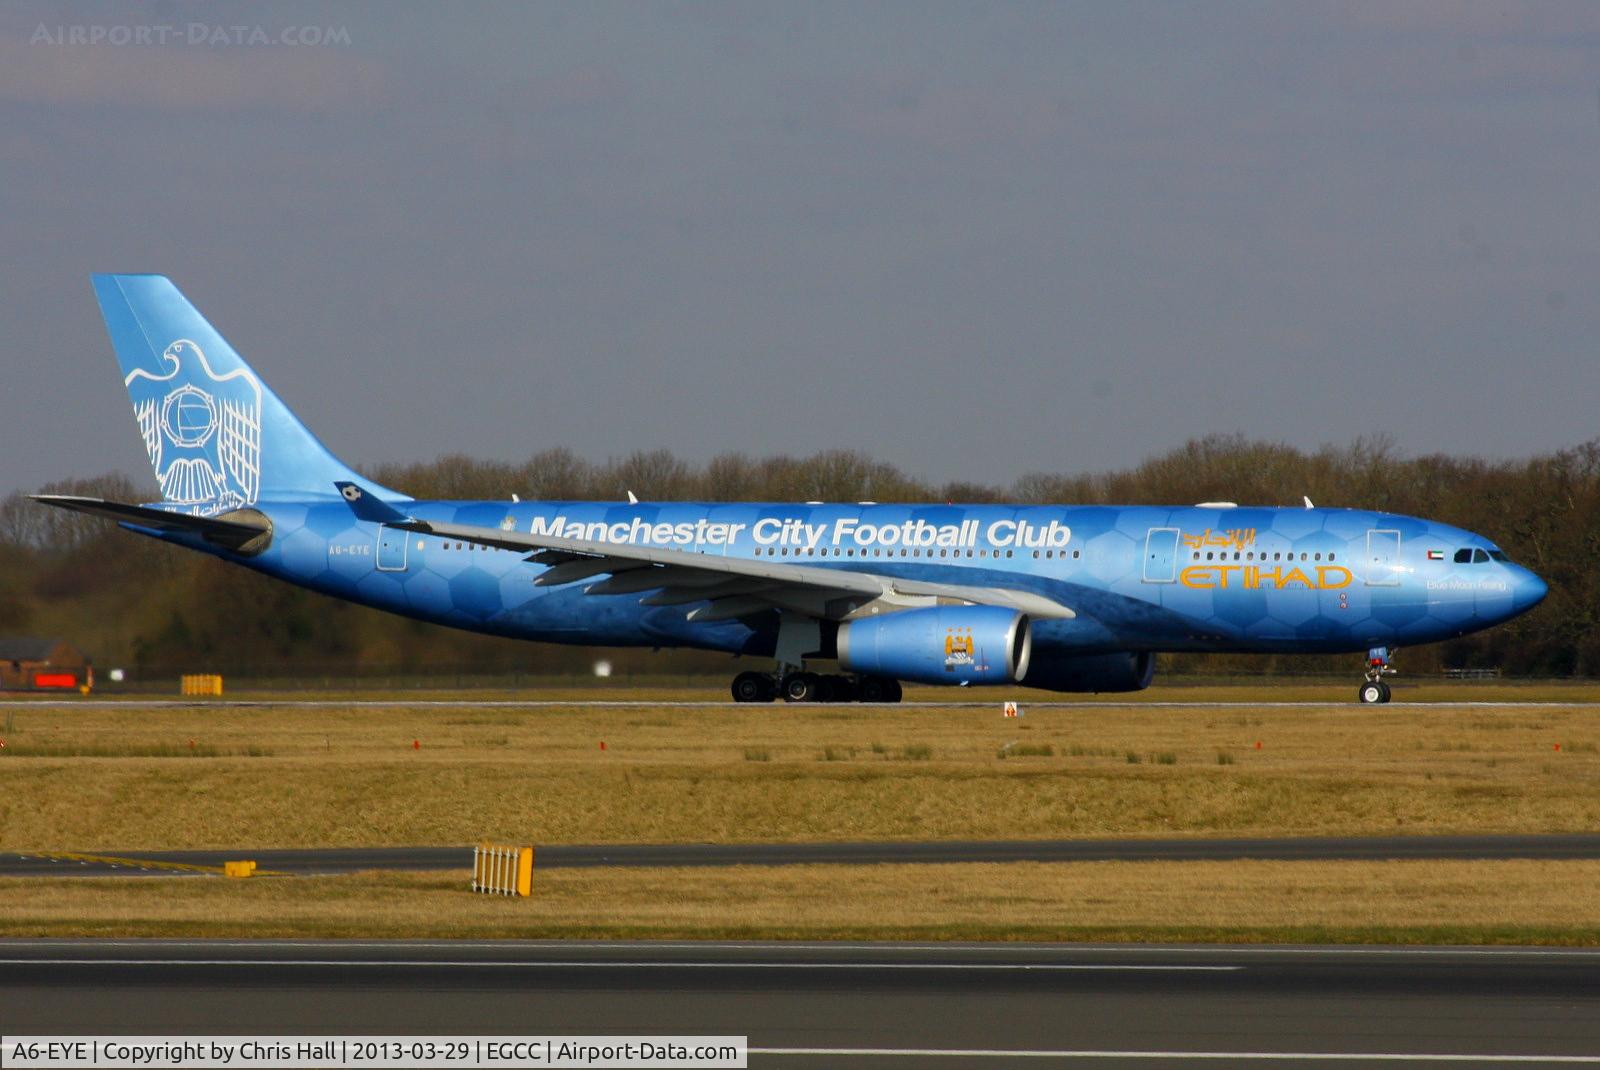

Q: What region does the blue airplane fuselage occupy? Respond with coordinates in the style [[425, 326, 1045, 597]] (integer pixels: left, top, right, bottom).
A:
[[170, 497, 1546, 662]]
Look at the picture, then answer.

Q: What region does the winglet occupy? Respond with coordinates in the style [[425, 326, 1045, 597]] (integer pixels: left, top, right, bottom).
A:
[[336, 482, 412, 525]]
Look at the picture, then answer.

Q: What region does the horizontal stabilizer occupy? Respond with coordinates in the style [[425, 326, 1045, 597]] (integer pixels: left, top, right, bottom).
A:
[[31, 495, 272, 554]]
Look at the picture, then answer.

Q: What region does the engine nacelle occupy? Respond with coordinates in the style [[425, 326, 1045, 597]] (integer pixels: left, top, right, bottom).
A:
[[1021, 651, 1155, 693], [837, 605, 1032, 686]]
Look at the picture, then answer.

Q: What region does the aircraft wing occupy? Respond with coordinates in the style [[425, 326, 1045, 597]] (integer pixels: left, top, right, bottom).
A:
[[336, 483, 1074, 623], [31, 494, 272, 553]]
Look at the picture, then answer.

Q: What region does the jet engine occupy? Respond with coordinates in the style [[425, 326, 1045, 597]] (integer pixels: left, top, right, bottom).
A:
[[1021, 651, 1155, 693], [837, 605, 1031, 686]]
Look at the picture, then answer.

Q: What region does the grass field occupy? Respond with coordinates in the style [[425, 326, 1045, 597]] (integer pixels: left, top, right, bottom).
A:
[[2, 860, 1597, 944], [3, 680, 1598, 943], [3, 680, 1599, 850]]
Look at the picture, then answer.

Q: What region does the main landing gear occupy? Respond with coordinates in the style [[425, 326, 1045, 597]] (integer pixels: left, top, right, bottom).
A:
[[1358, 646, 1396, 704], [731, 670, 903, 704]]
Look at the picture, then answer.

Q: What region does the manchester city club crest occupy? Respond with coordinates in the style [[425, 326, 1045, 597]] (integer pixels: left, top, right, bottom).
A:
[[124, 339, 263, 514]]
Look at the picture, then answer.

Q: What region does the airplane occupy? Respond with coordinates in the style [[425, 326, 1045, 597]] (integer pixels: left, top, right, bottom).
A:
[[34, 274, 1549, 705]]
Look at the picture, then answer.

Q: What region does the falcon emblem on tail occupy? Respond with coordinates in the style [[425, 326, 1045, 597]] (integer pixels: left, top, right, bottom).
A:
[[125, 339, 262, 514]]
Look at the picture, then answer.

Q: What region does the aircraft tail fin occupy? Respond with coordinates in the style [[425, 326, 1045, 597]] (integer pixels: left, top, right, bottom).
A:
[[90, 274, 406, 511]]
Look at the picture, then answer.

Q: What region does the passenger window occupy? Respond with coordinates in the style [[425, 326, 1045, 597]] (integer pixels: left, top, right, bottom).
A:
[[1472, 549, 1490, 564], [1454, 549, 1472, 564], [1072, 550, 1081, 559]]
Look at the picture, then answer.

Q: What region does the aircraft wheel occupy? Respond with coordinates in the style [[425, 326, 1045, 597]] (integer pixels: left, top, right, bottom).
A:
[[1377, 680, 1392, 703], [885, 679, 903, 703], [825, 675, 856, 703], [732, 672, 773, 703], [782, 672, 820, 703], [857, 676, 889, 703], [1358, 681, 1385, 705]]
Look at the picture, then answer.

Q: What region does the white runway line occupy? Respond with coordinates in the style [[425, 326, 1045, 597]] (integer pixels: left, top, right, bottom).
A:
[[751, 1050, 1600, 1063]]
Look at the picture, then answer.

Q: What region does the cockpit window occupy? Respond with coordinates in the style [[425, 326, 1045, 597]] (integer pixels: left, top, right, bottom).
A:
[[1453, 549, 1472, 564], [1472, 549, 1490, 564], [1488, 549, 1510, 562]]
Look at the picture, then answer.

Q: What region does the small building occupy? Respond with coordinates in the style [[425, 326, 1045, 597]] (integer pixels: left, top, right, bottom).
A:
[[0, 638, 92, 691]]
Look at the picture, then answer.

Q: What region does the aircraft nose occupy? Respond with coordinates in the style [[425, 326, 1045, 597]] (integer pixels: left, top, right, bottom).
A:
[[1511, 566, 1549, 615]]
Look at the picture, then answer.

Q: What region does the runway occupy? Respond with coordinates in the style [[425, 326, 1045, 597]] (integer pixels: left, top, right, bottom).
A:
[[2, 940, 1598, 1065], [9, 696, 1600, 709], [7, 833, 1600, 877]]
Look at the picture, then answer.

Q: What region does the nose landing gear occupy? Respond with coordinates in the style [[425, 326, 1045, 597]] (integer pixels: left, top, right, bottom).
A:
[[1358, 647, 1395, 704]]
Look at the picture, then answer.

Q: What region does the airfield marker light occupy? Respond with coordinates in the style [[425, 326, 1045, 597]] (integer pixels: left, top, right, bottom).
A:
[[413, 739, 420, 751], [1255, 741, 1262, 750], [1555, 743, 1561, 751], [600, 741, 607, 751], [188, 738, 196, 751]]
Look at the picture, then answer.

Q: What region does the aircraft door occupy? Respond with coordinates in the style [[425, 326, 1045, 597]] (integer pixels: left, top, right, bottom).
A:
[[1364, 529, 1400, 586], [376, 524, 409, 572], [1142, 527, 1180, 583]]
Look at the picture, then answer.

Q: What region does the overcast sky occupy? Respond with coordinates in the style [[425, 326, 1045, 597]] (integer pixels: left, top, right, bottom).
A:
[[2, 1, 1598, 498]]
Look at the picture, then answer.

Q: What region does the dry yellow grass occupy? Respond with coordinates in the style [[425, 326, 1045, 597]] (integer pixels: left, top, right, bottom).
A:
[[2, 686, 1599, 850], [1, 859, 1597, 943]]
